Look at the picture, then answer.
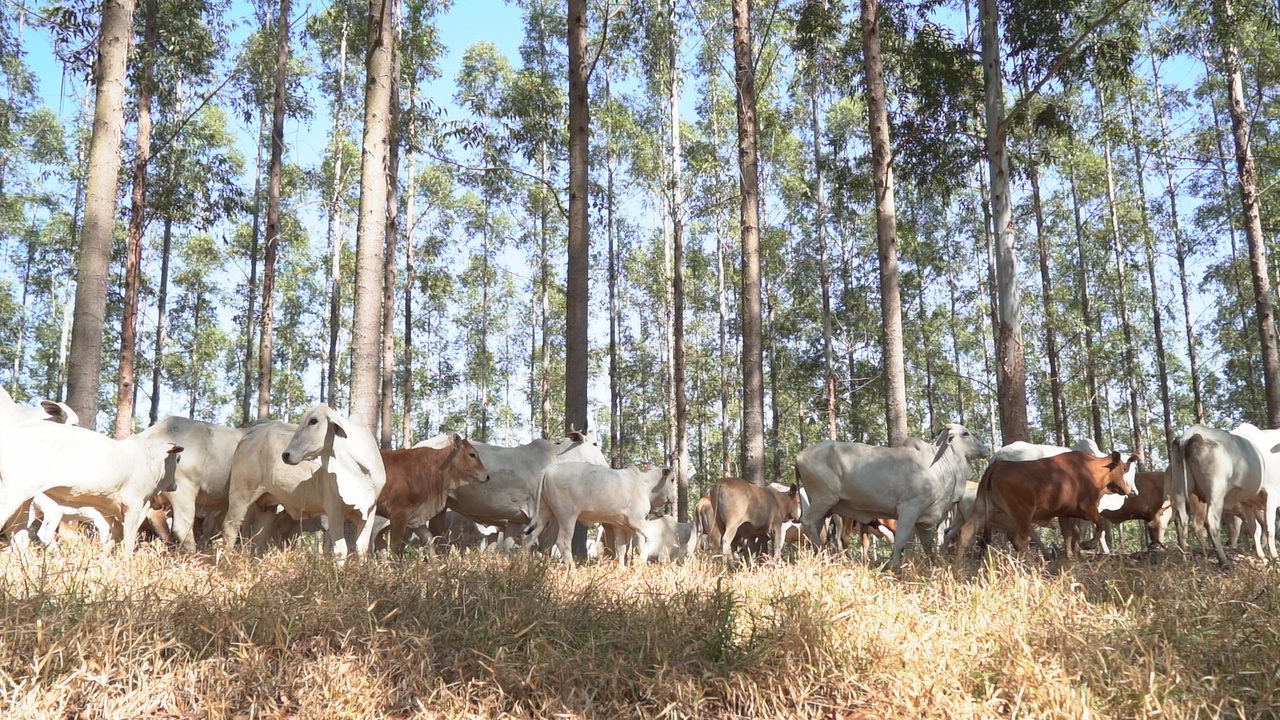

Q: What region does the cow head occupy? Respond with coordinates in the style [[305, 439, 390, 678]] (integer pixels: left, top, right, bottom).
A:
[[146, 441, 184, 493], [554, 427, 608, 466], [783, 483, 802, 522], [938, 423, 990, 463], [421, 432, 489, 486], [650, 466, 677, 511], [1102, 451, 1140, 496], [282, 405, 350, 465]]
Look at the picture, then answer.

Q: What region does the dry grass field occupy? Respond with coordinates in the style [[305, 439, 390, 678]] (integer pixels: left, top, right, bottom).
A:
[[1, 539, 1278, 719]]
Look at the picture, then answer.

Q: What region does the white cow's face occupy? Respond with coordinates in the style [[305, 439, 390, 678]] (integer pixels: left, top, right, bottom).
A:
[[282, 406, 347, 465], [556, 429, 608, 466], [947, 423, 990, 461]]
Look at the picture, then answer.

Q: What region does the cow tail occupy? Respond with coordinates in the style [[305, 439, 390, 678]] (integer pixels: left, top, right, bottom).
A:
[[524, 470, 547, 537]]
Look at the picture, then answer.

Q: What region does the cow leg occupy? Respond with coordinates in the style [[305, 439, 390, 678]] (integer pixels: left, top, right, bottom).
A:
[[554, 513, 578, 568], [888, 509, 922, 569], [388, 510, 409, 557], [165, 485, 199, 552], [719, 519, 741, 560], [119, 501, 151, 555], [351, 511, 378, 558], [221, 488, 263, 552], [859, 525, 871, 563], [1204, 495, 1232, 566], [32, 496, 64, 551], [799, 497, 836, 550], [916, 524, 937, 562]]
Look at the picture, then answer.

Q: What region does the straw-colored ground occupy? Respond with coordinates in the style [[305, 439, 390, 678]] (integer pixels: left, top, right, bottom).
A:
[[0, 539, 1277, 719]]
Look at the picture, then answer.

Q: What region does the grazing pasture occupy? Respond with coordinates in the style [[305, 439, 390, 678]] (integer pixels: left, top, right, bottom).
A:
[[0, 541, 1276, 718]]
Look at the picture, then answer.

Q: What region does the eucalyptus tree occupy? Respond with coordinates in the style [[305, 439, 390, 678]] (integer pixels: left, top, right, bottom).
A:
[[66, 0, 136, 430], [166, 233, 232, 419], [351, 0, 398, 428], [565, 0, 590, 437], [305, 0, 363, 407], [1210, 0, 1280, 426], [731, 0, 765, 485], [112, 0, 157, 437]]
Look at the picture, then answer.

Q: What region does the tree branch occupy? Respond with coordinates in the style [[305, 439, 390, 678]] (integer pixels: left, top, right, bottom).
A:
[[1000, 0, 1134, 136], [420, 148, 570, 221], [586, 1, 627, 83]]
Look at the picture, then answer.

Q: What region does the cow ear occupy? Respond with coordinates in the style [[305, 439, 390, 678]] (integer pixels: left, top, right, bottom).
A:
[[1105, 450, 1121, 468], [789, 483, 798, 496], [168, 444, 184, 455], [328, 413, 349, 439], [1126, 454, 1139, 468], [39, 400, 66, 422]]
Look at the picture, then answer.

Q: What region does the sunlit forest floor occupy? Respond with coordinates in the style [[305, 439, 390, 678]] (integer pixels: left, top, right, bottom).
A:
[[0, 537, 1276, 719]]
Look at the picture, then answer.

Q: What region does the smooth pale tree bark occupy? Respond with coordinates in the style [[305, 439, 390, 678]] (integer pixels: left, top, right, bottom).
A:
[[565, 0, 590, 437], [148, 214, 173, 426], [978, 0, 1028, 444], [1099, 86, 1144, 464], [1210, 96, 1262, 415], [241, 112, 265, 424], [114, 0, 157, 438], [401, 87, 417, 446], [947, 262, 966, 426], [67, 0, 137, 430], [351, 0, 395, 427], [1150, 46, 1204, 424], [1066, 129, 1104, 445], [379, 0, 402, 448], [1218, 8, 1280, 426], [1028, 159, 1065, 445], [732, 0, 765, 485], [861, 0, 908, 447], [257, 0, 291, 421], [812, 66, 836, 440], [604, 71, 621, 465], [1126, 90, 1172, 458], [324, 5, 350, 408], [668, 0, 689, 521], [710, 77, 731, 475]]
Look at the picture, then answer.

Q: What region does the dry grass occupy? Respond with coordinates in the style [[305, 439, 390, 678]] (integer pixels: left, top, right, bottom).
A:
[[1, 540, 1278, 719]]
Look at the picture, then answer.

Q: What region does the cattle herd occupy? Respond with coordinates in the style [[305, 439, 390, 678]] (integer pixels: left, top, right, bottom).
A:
[[1, 385, 1278, 569]]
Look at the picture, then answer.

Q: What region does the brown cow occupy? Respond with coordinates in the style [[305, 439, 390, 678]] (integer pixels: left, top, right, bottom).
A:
[[710, 478, 801, 559], [377, 433, 489, 556], [958, 450, 1137, 557], [1097, 469, 1172, 549]]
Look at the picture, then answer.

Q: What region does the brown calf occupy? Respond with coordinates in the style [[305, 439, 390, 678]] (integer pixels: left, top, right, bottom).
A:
[[710, 478, 801, 559], [377, 434, 488, 556], [958, 450, 1137, 557]]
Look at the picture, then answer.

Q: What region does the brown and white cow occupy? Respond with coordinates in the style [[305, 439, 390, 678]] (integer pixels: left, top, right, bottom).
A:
[[957, 450, 1138, 557], [710, 478, 801, 560], [376, 433, 489, 557]]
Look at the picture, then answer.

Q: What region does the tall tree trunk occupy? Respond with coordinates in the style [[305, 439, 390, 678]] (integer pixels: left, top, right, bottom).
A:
[[605, 72, 621, 465], [565, 0, 590, 439], [114, 0, 156, 438], [148, 214, 172, 425], [1210, 95, 1262, 416], [710, 79, 731, 475], [862, 0, 908, 446], [1067, 130, 1104, 445], [325, 3, 350, 408], [947, 261, 965, 426], [66, 0, 137, 430], [380, 0, 402, 447], [1028, 160, 1065, 445], [1218, 8, 1280, 427], [732, 0, 765, 485], [1099, 86, 1144, 462], [979, 168, 1001, 446], [811, 63, 836, 440], [669, 0, 689, 520], [1126, 89, 1173, 459], [401, 103, 416, 445], [917, 283, 936, 432], [351, 0, 395, 427], [978, 0, 1028, 444], [257, 0, 291, 421], [241, 112, 265, 425], [1151, 49, 1204, 424]]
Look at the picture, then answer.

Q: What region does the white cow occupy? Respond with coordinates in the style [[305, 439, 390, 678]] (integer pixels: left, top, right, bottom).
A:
[[604, 515, 699, 563], [428, 431, 608, 545], [523, 462, 675, 568], [138, 416, 245, 551], [1170, 423, 1280, 566], [0, 422, 183, 552], [0, 386, 79, 429], [222, 406, 385, 558], [796, 423, 990, 568]]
